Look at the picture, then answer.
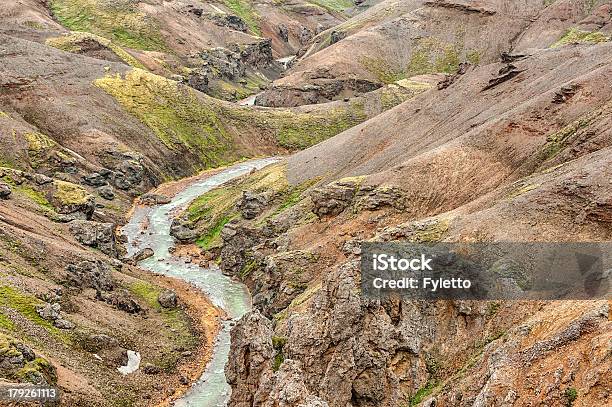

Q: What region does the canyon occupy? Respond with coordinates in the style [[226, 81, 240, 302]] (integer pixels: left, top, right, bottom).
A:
[[0, 0, 611, 406]]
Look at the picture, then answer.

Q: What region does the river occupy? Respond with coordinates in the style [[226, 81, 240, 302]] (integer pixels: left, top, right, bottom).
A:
[[122, 158, 279, 406]]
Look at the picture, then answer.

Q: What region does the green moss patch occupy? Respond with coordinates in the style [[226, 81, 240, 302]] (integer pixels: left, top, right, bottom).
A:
[[95, 70, 235, 166], [129, 281, 161, 309], [46, 31, 145, 68], [0, 286, 61, 336], [537, 107, 605, 163], [409, 381, 439, 406], [50, 0, 166, 51], [407, 38, 462, 76], [0, 312, 15, 330], [96, 69, 371, 167], [307, 0, 353, 13], [1, 175, 54, 214], [272, 101, 366, 149], [52, 180, 91, 206], [551, 28, 610, 48], [361, 57, 406, 84], [223, 0, 261, 35], [23, 132, 56, 169], [16, 357, 57, 385], [127, 280, 198, 370]]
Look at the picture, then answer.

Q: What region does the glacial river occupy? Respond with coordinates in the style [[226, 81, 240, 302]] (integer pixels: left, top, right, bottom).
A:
[[122, 158, 278, 406]]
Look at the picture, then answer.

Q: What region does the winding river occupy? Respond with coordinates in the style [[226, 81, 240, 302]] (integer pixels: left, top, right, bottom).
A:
[[122, 158, 278, 406]]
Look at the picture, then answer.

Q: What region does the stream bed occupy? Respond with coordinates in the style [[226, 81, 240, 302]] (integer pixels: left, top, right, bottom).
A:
[[122, 158, 278, 406]]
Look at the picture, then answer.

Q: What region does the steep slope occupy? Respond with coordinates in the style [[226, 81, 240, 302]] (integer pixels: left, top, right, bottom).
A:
[[0, 165, 222, 406], [1, 32, 412, 214], [1, 0, 365, 100], [256, 0, 612, 106]]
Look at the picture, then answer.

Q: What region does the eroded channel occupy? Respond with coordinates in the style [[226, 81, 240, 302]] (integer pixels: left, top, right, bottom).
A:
[[123, 158, 278, 406]]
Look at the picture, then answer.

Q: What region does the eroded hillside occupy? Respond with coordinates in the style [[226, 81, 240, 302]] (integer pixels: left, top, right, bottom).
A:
[[1, 0, 611, 406], [0, 0, 390, 405]]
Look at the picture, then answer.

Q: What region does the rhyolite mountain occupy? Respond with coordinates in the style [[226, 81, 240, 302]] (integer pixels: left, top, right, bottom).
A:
[[1, 0, 611, 406]]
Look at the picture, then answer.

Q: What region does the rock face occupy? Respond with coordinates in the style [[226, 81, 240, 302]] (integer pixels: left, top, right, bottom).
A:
[[255, 79, 380, 107], [226, 261, 422, 406], [225, 310, 274, 406], [311, 180, 407, 217], [69, 220, 117, 257], [195, 40, 275, 82], [251, 250, 318, 316], [219, 222, 266, 276], [0, 182, 12, 199]]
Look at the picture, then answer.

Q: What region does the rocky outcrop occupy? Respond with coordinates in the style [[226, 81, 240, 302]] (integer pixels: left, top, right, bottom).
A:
[[329, 30, 346, 45], [355, 185, 406, 211], [69, 220, 117, 257], [65, 260, 115, 291], [210, 14, 248, 33], [225, 310, 274, 407], [114, 159, 145, 191], [249, 250, 318, 316], [82, 160, 145, 192], [170, 218, 199, 242], [220, 221, 267, 277], [195, 40, 276, 82], [36, 303, 74, 330], [278, 24, 289, 42], [103, 290, 142, 314], [0, 334, 57, 386], [36, 302, 61, 321], [237, 190, 269, 219], [226, 261, 425, 406], [311, 180, 407, 217], [97, 185, 115, 200], [255, 79, 380, 107], [310, 180, 359, 217]]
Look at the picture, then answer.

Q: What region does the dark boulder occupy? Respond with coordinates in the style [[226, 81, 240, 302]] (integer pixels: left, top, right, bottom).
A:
[[104, 290, 141, 314], [97, 185, 115, 200], [140, 193, 171, 205], [158, 290, 178, 308], [0, 183, 11, 199], [130, 247, 154, 263]]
